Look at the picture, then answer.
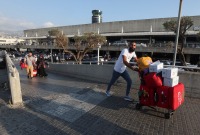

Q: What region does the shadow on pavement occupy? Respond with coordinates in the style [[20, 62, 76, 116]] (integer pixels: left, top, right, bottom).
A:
[[23, 96, 138, 135], [20, 78, 137, 111], [0, 105, 74, 135], [0, 69, 10, 105]]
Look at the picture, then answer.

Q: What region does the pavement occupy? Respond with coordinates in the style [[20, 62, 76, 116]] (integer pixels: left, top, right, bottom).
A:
[[0, 64, 200, 135]]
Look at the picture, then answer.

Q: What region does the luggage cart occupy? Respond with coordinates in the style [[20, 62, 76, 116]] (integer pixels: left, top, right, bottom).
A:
[[135, 71, 184, 119]]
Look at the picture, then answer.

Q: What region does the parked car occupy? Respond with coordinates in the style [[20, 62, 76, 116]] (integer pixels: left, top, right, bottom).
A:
[[91, 56, 104, 62], [160, 60, 172, 65], [112, 40, 128, 46], [82, 55, 90, 61], [136, 43, 147, 47], [140, 43, 147, 47]]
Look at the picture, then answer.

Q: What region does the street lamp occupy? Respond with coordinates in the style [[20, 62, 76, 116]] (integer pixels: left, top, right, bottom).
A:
[[173, 0, 183, 66], [97, 43, 101, 65]]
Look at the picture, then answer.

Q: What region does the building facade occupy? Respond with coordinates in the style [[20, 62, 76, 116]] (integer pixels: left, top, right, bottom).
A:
[[24, 15, 200, 45], [21, 15, 200, 64]]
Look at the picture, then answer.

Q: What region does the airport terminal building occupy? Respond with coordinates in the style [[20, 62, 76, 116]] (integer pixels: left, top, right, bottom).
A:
[[22, 15, 200, 64], [23, 15, 200, 46]]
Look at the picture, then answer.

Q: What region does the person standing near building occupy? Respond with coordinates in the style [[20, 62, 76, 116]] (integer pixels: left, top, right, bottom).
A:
[[105, 42, 138, 101], [24, 52, 35, 79], [37, 54, 48, 77]]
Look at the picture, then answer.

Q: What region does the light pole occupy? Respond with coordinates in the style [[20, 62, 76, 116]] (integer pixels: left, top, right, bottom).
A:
[[173, 0, 183, 66], [63, 50, 65, 62], [97, 43, 101, 65], [51, 49, 53, 63]]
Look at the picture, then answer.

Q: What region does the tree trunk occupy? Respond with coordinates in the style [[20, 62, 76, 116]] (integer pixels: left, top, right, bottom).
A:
[[178, 37, 187, 66], [76, 57, 82, 64], [78, 60, 82, 64], [177, 50, 186, 66], [78, 55, 83, 64]]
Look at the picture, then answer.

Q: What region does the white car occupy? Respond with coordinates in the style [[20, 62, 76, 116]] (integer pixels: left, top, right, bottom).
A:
[[140, 43, 147, 47], [136, 43, 147, 47], [91, 56, 104, 62], [112, 40, 128, 46]]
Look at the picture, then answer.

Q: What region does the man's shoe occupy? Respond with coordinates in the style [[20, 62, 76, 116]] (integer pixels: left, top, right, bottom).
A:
[[105, 91, 111, 97], [124, 96, 133, 102], [27, 75, 29, 78]]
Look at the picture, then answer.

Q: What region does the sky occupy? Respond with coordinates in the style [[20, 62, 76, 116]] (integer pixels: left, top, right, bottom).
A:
[[0, 0, 200, 32]]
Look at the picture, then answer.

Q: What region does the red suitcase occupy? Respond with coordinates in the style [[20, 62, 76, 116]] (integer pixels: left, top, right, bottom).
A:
[[33, 69, 37, 77], [156, 83, 185, 110], [138, 85, 156, 107]]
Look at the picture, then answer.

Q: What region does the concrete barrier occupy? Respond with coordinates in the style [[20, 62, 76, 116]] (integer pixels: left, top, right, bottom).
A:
[[5, 52, 23, 105], [47, 63, 200, 99]]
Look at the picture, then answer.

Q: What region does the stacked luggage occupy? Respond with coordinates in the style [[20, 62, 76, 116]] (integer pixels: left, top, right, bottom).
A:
[[136, 58, 185, 119]]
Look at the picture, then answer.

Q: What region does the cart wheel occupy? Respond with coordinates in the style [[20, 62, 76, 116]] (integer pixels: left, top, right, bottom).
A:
[[136, 103, 142, 110], [164, 113, 171, 119]]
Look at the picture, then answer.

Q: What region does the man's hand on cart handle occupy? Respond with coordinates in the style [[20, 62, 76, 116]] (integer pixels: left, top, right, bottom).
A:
[[131, 66, 139, 71]]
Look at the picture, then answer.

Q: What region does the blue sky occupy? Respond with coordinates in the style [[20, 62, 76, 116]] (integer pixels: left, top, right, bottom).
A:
[[0, 0, 199, 32]]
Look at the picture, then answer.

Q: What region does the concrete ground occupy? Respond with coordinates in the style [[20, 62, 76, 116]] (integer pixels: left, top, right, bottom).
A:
[[0, 66, 200, 135]]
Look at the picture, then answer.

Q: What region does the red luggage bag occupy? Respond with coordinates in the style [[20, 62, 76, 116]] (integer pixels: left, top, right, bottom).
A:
[[156, 83, 185, 110], [20, 63, 27, 69], [33, 69, 37, 77], [138, 85, 156, 107], [143, 72, 163, 88]]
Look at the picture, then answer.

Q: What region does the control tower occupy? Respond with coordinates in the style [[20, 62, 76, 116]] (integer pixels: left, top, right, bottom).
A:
[[92, 10, 102, 23]]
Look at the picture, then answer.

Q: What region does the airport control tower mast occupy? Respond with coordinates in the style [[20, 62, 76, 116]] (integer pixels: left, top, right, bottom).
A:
[[92, 10, 102, 23]]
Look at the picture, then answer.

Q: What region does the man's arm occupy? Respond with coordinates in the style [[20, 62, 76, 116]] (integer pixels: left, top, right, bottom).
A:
[[122, 55, 135, 70], [32, 57, 36, 63], [134, 57, 138, 62], [24, 57, 27, 63]]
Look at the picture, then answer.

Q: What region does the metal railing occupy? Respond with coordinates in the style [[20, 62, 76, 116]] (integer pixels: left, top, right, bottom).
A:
[[52, 60, 200, 72]]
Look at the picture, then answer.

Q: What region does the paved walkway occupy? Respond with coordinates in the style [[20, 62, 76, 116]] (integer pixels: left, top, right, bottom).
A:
[[0, 65, 200, 135]]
